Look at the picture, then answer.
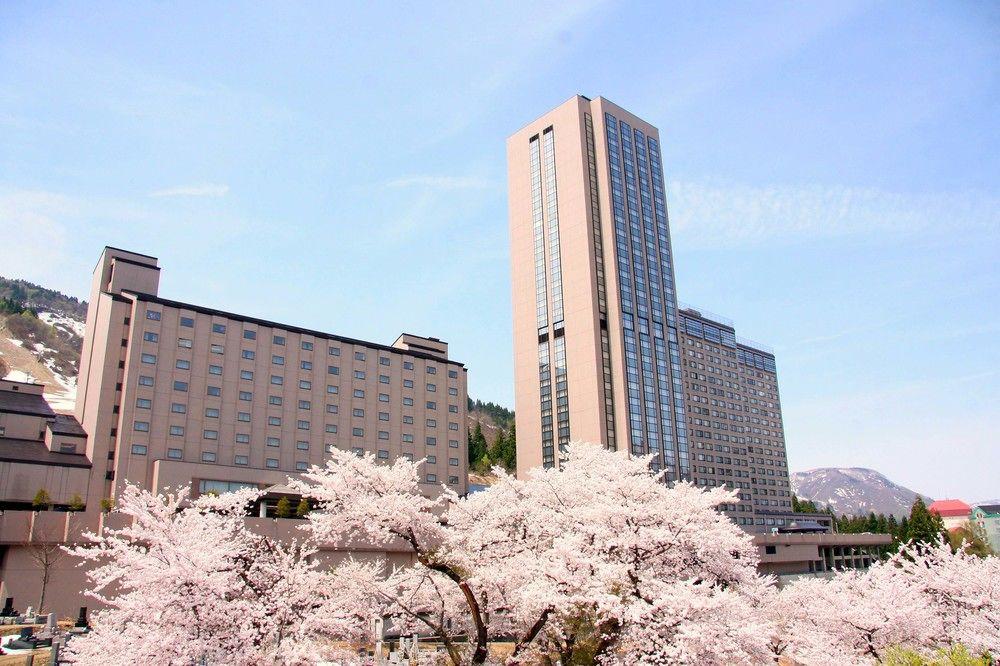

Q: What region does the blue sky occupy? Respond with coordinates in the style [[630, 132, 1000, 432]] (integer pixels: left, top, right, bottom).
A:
[[1, 2, 997, 501]]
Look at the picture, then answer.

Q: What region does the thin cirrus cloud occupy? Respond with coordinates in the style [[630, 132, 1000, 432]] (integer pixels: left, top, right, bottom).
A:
[[667, 179, 999, 247], [384, 175, 495, 191], [149, 183, 230, 198]]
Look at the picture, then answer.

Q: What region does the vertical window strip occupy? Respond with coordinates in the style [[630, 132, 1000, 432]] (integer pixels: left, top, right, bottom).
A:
[[529, 136, 548, 330], [586, 113, 616, 451], [554, 335, 570, 460], [541, 129, 565, 325], [538, 341, 554, 467]]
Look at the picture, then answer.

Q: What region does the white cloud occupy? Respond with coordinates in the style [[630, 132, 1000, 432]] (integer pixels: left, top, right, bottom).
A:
[[384, 175, 495, 191], [667, 179, 1000, 247], [150, 183, 230, 198]]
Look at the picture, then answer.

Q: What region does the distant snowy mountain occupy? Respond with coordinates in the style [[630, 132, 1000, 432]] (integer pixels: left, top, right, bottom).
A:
[[791, 467, 932, 518]]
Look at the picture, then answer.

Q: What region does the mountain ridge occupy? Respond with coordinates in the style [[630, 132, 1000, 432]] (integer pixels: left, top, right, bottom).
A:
[[791, 466, 932, 518]]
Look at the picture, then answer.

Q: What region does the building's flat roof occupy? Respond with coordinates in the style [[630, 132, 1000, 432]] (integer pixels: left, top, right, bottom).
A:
[[0, 388, 56, 418], [120, 291, 467, 368], [49, 414, 86, 438], [0, 438, 91, 468]]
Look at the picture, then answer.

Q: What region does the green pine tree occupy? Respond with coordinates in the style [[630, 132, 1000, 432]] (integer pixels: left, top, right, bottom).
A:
[[906, 497, 943, 546], [468, 422, 488, 470], [68, 494, 86, 512], [295, 498, 310, 518], [275, 496, 292, 519], [32, 489, 51, 511]]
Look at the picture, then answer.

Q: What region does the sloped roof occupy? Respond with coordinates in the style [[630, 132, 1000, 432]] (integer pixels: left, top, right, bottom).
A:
[[928, 499, 971, 517], [0, 388, 55, 418], [974, 504, 1000, 515], [49, 414, 86, 437]]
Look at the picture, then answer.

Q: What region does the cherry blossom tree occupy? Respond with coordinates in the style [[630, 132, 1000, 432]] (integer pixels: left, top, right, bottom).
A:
[[775, 542, 1000, 664], [294, 441, 772, 665], [65, 484, 380, 666]]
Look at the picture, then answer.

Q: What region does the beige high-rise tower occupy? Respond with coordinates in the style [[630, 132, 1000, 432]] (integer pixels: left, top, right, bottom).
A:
[[507, 96, 690, 481]]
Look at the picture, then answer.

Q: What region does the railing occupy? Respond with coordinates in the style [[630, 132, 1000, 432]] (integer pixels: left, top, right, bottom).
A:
[[677, 302, 734, 328]]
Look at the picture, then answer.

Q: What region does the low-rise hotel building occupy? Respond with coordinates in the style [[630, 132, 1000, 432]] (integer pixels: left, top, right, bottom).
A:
[[0, 246, 468, 614]]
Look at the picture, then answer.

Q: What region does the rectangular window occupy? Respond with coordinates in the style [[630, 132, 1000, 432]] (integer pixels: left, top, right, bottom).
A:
[[170, 403, 186, 414], [448, 422, 459, 431], [325, 424, 337, 433], [178, 338, 193, 349], [236, 433, 250, 444], [210, 344, 224, 354], [271, 375, 283, 385], [207, 386, 221, 397], [426, 383, 436, 392], [379, 375, 390, 384], [298, 400, 311, 410], [426, 366, 437, 375], [328, 366, 340, 375], [180, 316, 194, 328], [426, 419, 436, 428], [299, 380, 312, 389], [378, 393, 389, 402], [378, 431, 389, 440], [295, 461, 308, 471], [140, 375, 154, 386], [426, 474, 437, 483], [449, 476, 459, 485], [203, 430, 218, 440], [170, 425, 184, 436], [352, 408, 364, 418], [136, 398, 151, 409], [354, 370, 365, 380], [176, 359, 191, 370], [352, 427, 364, 437], [296, 440, 309, 450], [403, 397, 414, 406], [238, 412, 251, 422], [402, 434, 414, 443], [266, 458, 279, 469], [327, 385, 338, 394], [379, 412, 389, 421], [240, 370, 253, 380], [403, 379, 414, 388], [174, 381, 188, 392], [212, 323, 226, 334], [427, 436, 437, 446], [328, 346, 340, 356], [426, 401, 436, 410], [143, 331, 158, 342], [301, 341, 314, 351], [449, 405, 458, 413], [326, 404, 338, 414], [269, 395, 282, 405], [134, 421, 149, 432], [141, 353, 156, 364], [449, 458, 459, 466], [353, 389, 365, 398], [202, 451, 217, 462], [377, 449, 389, 459], [301, 360, 312, 370], [403, 415, 414, 424], [168, 448, 183, 459], [242, 349, 255, 360], [268, 416, 281, 426], [235, 455, 249, 465], [272, 355, 285, 365], [297, 420, 310, 430], [146, 310, 161, 321], [448, 387, 458, 396], [273, 335, 285, 346], [209, 364, 222, 375], [267, 437, 280, 447], [355, 351, 366, 361], [379, 357, 390, 366], [243, 330, 256, 340], [131, 444, 147, 455], [449, 440, 459, 448], [448, 370, 458, 379], [404, 361, 414, 370]]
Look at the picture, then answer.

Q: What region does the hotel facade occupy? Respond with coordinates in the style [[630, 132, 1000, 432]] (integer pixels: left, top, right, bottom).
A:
[[0, 247, 468, 613], [508, 96, 796, 532]]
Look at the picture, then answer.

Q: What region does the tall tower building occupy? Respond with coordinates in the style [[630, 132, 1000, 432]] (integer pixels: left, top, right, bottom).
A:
[[507, 96, 689, 481]]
